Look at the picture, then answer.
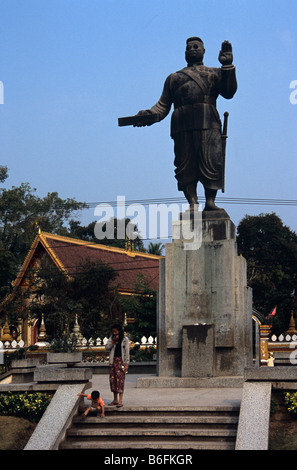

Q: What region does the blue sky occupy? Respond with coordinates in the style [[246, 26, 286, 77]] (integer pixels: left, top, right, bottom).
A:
[[1, 0, 297, 242]]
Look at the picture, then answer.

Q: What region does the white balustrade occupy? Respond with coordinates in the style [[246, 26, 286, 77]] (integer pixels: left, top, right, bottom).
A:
[[269, 333, 297, 343], [0, 334, 157, 351], [0, 339, 25, 350]]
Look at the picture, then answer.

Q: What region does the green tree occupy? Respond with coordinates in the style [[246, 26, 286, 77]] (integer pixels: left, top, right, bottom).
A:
[[237, 213, 297, 334], [0, 166, 8, 183], [120, 275, 157, 341], [24, 257, 121, 341], [69, 218, 146, 251], [0, 171, 86, 301], [147, 242, 164, 256]]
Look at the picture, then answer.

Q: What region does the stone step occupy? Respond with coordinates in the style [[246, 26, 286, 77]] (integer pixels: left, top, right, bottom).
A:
[[103, 405, 239, 413], [66, 426, 237, 438], [73, 414, 238, 427], [79, 405, 240, 418], [60, 438, 236, 450], [60, 405, 239, 450]]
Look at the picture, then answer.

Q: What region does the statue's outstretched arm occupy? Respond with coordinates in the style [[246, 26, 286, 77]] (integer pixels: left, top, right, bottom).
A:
[[134, 75, 172, 127]]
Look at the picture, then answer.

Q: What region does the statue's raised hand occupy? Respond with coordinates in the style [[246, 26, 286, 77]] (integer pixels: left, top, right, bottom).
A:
[[218, 41, 233, 67]]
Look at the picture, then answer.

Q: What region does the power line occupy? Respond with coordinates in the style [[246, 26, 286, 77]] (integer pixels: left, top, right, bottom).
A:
[[84, 196, 297, 208], [0, 195, 296, 264], [2, 193, 297, 253]]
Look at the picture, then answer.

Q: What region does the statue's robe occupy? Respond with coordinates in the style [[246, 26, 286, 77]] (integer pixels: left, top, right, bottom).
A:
[[149, 64, 237, 191]]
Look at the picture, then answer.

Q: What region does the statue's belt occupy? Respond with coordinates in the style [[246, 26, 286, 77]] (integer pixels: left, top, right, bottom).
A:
[[174, 97, 216, 107]]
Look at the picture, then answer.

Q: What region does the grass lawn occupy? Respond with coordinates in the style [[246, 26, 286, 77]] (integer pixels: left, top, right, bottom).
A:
[[269, 414, 297, 450], [269, 390, 297, 450], [0, 416, 36, 450]]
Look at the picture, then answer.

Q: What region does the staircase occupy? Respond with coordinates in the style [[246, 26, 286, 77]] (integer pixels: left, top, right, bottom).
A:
[[59, 404, 240, 450]]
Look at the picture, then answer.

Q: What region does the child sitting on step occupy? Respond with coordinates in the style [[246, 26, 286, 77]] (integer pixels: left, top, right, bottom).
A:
[[77, 390, 105, 418]]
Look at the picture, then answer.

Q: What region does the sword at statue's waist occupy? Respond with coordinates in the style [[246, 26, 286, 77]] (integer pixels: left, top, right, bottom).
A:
[[221, 111, 229, 194], [222, 111, 229, 139]]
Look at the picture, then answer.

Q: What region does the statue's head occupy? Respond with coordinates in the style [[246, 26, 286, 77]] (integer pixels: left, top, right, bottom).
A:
[[185, 37, 205, 65]]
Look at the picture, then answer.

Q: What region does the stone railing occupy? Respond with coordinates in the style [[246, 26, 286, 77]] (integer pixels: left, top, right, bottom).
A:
[[0, 339, 25, 350], [269, 333, 297, 358], [78, 335, 157, 348], [0, 335, 157, 352], [270, 333, 297, 343]]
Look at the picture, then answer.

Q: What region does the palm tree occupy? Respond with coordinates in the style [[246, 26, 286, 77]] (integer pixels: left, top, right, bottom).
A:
[[147, 242, 164, 256]]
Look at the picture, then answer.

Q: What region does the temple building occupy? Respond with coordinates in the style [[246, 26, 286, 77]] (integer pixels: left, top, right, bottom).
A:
[[0, 230, 162, 346]]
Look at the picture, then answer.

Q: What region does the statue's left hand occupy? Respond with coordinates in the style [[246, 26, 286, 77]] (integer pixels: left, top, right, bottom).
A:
[[218, 40, 233, 66]]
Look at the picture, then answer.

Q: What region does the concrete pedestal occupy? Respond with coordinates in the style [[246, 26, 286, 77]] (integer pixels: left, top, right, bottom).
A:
[[151, 209, 253, 387]]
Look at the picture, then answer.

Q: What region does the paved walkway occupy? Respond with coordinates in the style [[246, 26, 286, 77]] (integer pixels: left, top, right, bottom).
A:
[[87, 374, 242, 408]]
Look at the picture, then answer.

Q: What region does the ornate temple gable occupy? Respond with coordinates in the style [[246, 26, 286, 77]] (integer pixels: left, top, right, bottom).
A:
[[4, 231, 162, 306]]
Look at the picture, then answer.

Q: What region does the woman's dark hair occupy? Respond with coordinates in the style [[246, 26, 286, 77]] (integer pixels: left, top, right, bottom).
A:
[[111, 323, 124, 342]]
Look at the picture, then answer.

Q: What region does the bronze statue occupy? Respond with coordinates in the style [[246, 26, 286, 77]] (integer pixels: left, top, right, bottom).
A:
[[119, 37, 237, 211]]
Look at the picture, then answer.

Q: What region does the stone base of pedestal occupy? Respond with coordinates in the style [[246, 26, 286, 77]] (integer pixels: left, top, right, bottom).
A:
[[156, 209, 253, 382], [137, 375, 244, 388]]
